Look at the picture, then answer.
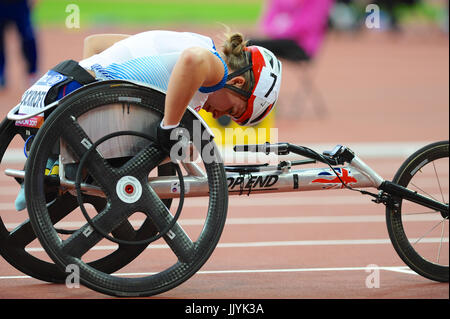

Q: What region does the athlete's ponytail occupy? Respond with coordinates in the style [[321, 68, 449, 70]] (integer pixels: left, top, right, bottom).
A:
[[220, 31, 253, 92]]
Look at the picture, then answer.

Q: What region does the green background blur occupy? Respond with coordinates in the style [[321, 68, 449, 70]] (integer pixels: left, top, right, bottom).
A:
[[33, 0, 446, 28], [33, 0, 264, 28]]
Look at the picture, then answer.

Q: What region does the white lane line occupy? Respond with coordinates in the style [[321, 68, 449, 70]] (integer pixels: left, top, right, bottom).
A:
[[1, 141, 434, 164], [121, 266, 420, 276], [166, 192, 447, 208], [22, 237, 448, 252], [1, 195, 371, 211], [0, 186, 21, 195], [381, 267, 418, 275], [216, 238, 449, 247], [0, 266, 418, 280], [3, 213, 444, 230], [218, 141, 435, 162], [0, 275, 31, 280], [0, 195, 367, 211], [2, 190, 446, 211], [0, 203, 16, 210]]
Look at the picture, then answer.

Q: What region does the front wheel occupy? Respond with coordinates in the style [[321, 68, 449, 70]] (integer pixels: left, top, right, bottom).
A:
[[386, 140, 449, 282]]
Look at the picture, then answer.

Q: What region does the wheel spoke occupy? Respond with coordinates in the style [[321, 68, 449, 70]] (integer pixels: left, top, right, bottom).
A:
[[7, 220, 37, 248], [437, 216, 448, 263], [409, 181, 440, 203], [402, 210, 442, 216], [60, 118, 117, 193], [83, 194, 142, 242], [141, 186, 194, 263], [61, 202, 129, 258], [412, 218, 448, 246], [8, 193, 78, 248], [432, 161, 446, 203], [118, 143, 166, 178]]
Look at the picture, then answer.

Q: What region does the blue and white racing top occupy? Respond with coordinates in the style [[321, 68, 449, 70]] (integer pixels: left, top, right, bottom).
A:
[[79, 30, 228, 111]]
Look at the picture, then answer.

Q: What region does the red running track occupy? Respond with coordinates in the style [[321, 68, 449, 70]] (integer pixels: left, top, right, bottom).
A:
[[0, 26, 448, 299]]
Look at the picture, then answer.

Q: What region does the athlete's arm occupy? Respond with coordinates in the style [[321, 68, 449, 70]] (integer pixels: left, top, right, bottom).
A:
[[82, 34, 131, 59], [163, 47, 225, 126]]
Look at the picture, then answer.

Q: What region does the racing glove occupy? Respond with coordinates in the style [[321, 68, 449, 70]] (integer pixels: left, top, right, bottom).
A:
[[155, 121, 190, 160]]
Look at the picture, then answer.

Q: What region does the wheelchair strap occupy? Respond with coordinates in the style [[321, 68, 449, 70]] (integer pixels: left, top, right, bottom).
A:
[[51, 59, 96, 85], [44, 59, 96, 105]]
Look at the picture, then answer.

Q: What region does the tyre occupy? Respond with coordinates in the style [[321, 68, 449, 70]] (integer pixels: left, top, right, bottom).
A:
[[386, 141, 449, 282], [25, 81, 228, 297]]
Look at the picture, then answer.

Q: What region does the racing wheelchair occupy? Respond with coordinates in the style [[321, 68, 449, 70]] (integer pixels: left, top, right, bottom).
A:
[[0, 68, 448, 297]]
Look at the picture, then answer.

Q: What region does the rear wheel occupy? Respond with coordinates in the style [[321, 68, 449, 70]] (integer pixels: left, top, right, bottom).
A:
[[26, 81, 228, 297]]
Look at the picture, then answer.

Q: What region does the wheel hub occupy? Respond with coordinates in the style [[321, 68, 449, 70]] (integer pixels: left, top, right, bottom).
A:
[[116, 175, 142, 203]]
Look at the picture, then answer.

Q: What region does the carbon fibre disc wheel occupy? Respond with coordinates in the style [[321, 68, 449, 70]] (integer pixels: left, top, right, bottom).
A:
[[0, 117, 173, 283], [386, 141, 449, 282], [0, 117, 66, 282], [25, 81, 228, 297]]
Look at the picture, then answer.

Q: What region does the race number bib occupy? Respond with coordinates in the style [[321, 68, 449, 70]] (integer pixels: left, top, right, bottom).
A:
[[15, 70, 67, 128]]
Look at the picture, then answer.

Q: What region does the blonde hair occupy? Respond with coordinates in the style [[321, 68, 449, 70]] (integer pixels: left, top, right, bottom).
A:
[[220, 31, 254, 93]]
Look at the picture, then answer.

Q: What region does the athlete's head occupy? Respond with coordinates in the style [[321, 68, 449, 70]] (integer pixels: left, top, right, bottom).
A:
[[203, 32, 282, 126]]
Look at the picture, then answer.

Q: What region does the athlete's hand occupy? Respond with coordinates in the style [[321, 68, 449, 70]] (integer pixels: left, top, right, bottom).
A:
[[155, 124, 190, 160]]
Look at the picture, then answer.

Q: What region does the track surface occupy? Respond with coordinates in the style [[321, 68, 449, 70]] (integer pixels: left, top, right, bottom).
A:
[[0, 26, 448, 299]]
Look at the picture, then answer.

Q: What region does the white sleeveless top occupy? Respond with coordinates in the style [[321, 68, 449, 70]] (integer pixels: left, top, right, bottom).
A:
[[79, 30, 227, 111]]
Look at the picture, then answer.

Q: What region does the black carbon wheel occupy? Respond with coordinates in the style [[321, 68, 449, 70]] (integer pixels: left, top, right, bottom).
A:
[[0, 117, 172, 283], [386, 141, 449, 282], [25, 81, 228, 297]]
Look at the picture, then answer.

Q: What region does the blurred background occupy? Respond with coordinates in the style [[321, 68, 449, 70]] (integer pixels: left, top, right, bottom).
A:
[[0, 0, 448, 149]]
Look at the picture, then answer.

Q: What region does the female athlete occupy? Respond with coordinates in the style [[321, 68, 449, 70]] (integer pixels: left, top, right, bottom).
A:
[[14, 29, 282, 210], [80, 30, 282, 127]]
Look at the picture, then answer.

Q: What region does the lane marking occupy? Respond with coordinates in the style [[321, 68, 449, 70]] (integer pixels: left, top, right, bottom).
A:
[[0, 195, 371, 211], [0, 266, 418, 280], [1, 141, 436, 164], [3, 213, 445, 230], [66, 266, 420, 276], [1, 190, 447, 211], [22, 237, 448, 252]]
